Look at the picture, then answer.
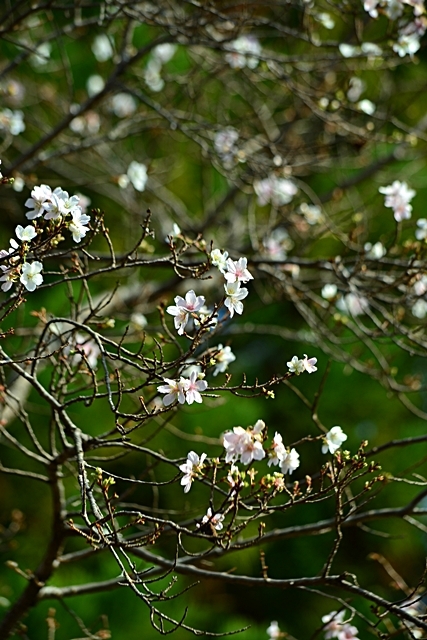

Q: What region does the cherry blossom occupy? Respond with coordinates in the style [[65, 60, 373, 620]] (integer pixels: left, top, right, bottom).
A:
[[25, 184, 53, 219], [20, 261, 43, 292], [223, 423, 266, 465], [211, 248, 229, 273], [157, 378, 187, 406], [0, 265, 17, 291], [224, 281, 248, 318], [322, 610, 359, 640], [69, 210, 91, 243], [263, 228, 294, 260], [179, 451, 207, 493], [92, 34, 114, 62], [212, 344, 236, 376], [214, 127, 239, 164], [15, 225, 36, 243], [167, 290, 206, 335], [303, 354, 317, 374], [379, 180, 415, 222], [225, 35, 261, 69], [280, 448, 300, 475], [268, 432, 286, 467], [416, 218, 427, 241], [254, 175, 298, 207], [185, 371, 208, 404], [127, 161, 148, 192], [287, 355, 306, 375], [70, 335, 101, 369], [0, 108, 25, 136], [197, 507, 224, 531], [336, 293, 369, 317], [322, 426, 348, 454], [321, 284, 338, 301], [224, 257, 254, 284]]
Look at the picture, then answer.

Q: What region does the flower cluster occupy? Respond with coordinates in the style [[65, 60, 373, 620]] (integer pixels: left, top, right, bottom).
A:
[[214, 127, 239, 166], [197, 507, 225, 532], [223, 420, 266, 465], [210, 250, 253, 318], [225, 35, 261, 69], [322, 610, 359, 640], [268, 432, 300, 475], [287, 354, 318, 375], [379, 180, 416, 222], [166, 290, 206, 335], [144, 43, 177, 92], [0, 108, 25, 136], [254, 175, 298, 207], [158, 371, 208, 406], [363, 0, 426, 58]]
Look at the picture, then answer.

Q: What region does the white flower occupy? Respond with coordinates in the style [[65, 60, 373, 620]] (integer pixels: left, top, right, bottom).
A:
[[416, 218, 427, 241], [223, 424, 266, 465], [211, 248, 229, 274], [130, 313, 148, 329], [69, 210, 91, 243], [347, 77, 366, 103], [144, 58, 164, 92], [357, 99, 376, 115], [321, 284, 338, 301], [214, 127, 239, 164], [303, 354, 317, 373], [30, 42, 51, 67], [267, 620, 281, 639], [157, 377, 187, 406], [0, 109, 25, 136], [224, 281, 248, 318], [92, 35, 114, 62], [412, 299, 427, 319], [339, 43, 360, 57], [379, 180, 415, 222], [167, 290, 206, 335], [225, 35, 261, 69], [336, 293, 369, 316], [224, 257, 254, 284], [212, 344, 236, 376], [20, 261, 43, 292], [287, 355, 305, 375], [184, 371, 208, 405], [393, 32, 421, 57], [280, 448, 300, 475], [179, 451, 207, 493], [198, 507, 225, 531], [165, 223, 181, 242], [322, 610, 359, 640], [300, 203, 324, 225], [254, 176, 298, 207], [127, 161, 148, 192], [153, 43, 177, 64], [111, 93, 137, 117], [364, 241, 386, 259], [15, 225, 36, 243], [322, 426, 348, 454], [268, 432, 286, 467], [263, 228, 294, 260], [44, 188, 81, 220], [86, 74, 105, 97], [363, 0, 379, 17]]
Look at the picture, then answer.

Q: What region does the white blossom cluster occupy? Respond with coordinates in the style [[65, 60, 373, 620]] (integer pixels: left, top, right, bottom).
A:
[[379, 180, 416, 221], [225, 35, 261, 69], [157, 371, 208, 406], [254, 174, 298, 207], [144, 43, 177, 92], [210, 249, 253, 317], [363, 0, 426, 57], [287, 354, 318, 375], [0, 179, 91, 293], [0, 108, 25, 136], [214, 127, 239, 166], [322, 610, 359, 640]]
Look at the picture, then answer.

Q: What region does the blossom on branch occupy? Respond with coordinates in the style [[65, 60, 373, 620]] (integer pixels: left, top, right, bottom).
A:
[[167, 290, 206, 335], [224, 281, 248, 318], [379, 180, 415, 222], [179, 451, 207, 493], [280, 448, 300, 475], [224, 257, 254, 284], [322, 610, 359, 640], [15, 225, 36, 243], [185, 371, 208, 404], [157, 378, 187, 406], [212, 344, 236, 376], [210, 248, 229, 274], [225, 35, 261, 69], [69, 210, 91, 243], [20, 261, 43, 292], [197, 507, 225, 531], [322, 426, 348, 455], [223, 422, 266, 465]]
